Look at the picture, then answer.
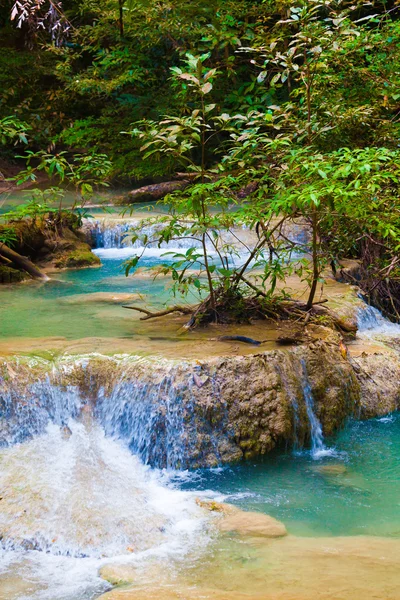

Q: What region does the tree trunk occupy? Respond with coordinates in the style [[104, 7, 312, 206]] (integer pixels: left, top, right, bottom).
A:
[[306, 208, 319, 310], [0, 243, 49, 281], [118, 0, 124, 37]]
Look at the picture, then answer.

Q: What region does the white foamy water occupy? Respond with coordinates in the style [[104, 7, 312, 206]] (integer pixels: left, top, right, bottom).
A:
[[0, 417, 210, 600], [88, 217, 306, 272], [357, 303, 400, 337], [92, 246, 216, 260]]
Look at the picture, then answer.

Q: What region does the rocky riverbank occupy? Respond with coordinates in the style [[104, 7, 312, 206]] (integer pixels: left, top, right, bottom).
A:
[[0, 212, 100, 283]]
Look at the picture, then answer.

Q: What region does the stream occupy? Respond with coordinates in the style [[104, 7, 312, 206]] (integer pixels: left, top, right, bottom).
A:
[[0, 211, 400, 599]]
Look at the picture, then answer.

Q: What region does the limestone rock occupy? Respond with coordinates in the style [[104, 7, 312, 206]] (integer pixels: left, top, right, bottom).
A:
[[197, 500, 287, 538], [0, 337, 361, 469], [217, 506, 287, 538], [352, 350, 400, 417], [100, 564, 137, 586]]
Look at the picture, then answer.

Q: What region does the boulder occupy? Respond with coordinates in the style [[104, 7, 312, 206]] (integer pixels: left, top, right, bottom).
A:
[[209, 503, 287, 538]]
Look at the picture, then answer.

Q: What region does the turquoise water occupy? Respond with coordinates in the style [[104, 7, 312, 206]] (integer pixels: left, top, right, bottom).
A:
[[180, 413, 400, 538], [0, 254, 170, 339]]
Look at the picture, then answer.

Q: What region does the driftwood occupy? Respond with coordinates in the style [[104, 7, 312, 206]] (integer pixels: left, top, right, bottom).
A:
[[127, 180, 190, 203], [0, 243, 48, 281], [122, 305, 193, 320]]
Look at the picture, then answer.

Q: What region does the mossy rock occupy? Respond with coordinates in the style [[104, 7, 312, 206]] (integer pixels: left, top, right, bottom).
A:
[[55, 246, 101, 268], [0, 265, 27, 283]]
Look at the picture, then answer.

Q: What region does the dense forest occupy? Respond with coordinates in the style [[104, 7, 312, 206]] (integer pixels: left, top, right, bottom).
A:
[[1, 0, 399, 326]]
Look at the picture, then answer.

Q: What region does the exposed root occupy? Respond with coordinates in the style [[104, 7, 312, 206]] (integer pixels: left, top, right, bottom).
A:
[[123, 287, 356, 336]]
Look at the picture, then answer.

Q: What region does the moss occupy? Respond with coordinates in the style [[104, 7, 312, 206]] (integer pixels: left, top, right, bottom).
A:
[[0, 265, 27, 283], [55, 247, 101, 268]]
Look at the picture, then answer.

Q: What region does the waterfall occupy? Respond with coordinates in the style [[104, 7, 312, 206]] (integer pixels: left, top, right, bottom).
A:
[[84, 218, 311, 270], [290, 393, 301, 451], [96, 374, 190, 469], [95, 365, 230, 470], [0, 370, 191, 468], [300, 361, 326, 458], [0, 358, 232, 470], [274, 365, 301, 450], [89, 220, 133, 248], [0, 363, 212, 599], [87, 220, 203, 251], [357, 301, 400, 336], [0, 376, 82, 446]]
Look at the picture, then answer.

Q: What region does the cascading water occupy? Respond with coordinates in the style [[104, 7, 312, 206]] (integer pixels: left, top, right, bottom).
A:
[[0, 357, 235, 471], [0, 377, 82, 446], [87, 220, 203, 251], [357, 301, 400, 336], [85, 218, 310, 272], [96, 374, 190, 469], [300, 360, 327, 458], [88, 220, 133, 249], [95, 364, 231, 470], [0, 384, 211, 600]]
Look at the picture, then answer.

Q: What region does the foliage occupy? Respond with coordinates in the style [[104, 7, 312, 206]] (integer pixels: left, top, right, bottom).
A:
[[120, 2, 400, 321], [1, 0, 399, 322], [0, 225, 18, 248], [10, 0, 70, 46], [2, 0, 399, 179], [14, 150, 112, 201], [123, 56, 297, 321], [0, 115, 29, 145]]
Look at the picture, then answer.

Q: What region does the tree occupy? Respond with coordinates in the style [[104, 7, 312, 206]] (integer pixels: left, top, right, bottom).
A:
[[227, 0, 400, 310], [123, 55, 301, 326]]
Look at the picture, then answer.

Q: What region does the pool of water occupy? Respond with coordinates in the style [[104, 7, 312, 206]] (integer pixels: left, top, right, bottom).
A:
[[0, 253, 172, 340], [1, 412, 399, 600], [180, 412, 400, 538]]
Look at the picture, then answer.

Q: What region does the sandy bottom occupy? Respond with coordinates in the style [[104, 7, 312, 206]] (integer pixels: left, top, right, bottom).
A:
[[99, 533, 400, 600]]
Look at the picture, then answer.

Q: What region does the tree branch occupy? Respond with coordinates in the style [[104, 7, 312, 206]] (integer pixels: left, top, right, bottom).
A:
[[122, 304, 193, 320]]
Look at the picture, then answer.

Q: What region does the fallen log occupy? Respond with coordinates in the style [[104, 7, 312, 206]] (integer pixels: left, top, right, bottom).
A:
[[127, 180, 190, 203], [125, 173, 259, 205], [237, 182, 259, 199], [0, 242, 48, 281]]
